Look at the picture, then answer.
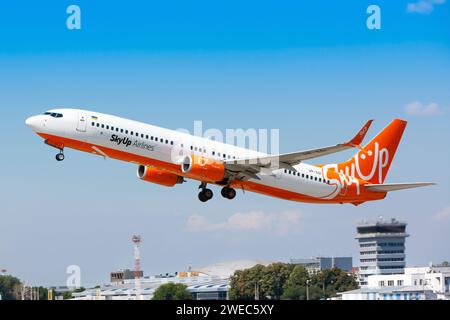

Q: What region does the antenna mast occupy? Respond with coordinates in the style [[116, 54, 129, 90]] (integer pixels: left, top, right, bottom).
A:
[[132, 235, 142, 301]]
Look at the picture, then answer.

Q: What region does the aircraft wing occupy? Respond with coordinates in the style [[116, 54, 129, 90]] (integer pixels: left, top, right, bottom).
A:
[[365, 182, 436, 192], [224, 120, 373, 179]]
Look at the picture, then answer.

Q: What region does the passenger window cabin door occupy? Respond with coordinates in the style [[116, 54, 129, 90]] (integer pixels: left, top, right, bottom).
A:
[[76, 112, 87, 132]]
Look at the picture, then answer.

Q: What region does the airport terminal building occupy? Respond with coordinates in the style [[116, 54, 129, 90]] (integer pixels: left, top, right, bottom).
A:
[[72, 260, 271, 300]]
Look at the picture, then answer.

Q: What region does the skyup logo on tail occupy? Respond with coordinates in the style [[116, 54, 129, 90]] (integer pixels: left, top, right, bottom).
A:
[[346, 142, 389, 184], [322, 143, 390, 197], [342, 119, 407, 185], [322, 119, 407, 197]]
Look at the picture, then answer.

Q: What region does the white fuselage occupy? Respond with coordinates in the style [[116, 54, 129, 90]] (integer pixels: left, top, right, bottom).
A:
[[26, 108, 339, 201]]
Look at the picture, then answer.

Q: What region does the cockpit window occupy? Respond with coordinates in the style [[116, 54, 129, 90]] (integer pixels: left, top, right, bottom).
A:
[[44, 112, 64, 118]]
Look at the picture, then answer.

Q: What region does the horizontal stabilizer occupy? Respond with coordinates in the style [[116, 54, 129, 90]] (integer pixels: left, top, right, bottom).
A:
[[365, 182, 435, 192]]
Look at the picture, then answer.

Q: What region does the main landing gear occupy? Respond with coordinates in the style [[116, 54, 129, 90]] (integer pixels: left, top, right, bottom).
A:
[[197, 183, 237, 202], [56, 150, 65, 162], [198, 182, 214, 202], [221, 186, 236, 200]]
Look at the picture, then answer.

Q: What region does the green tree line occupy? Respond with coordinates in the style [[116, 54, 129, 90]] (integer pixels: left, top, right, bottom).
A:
[[152, 283, 192, 300], [0, 275, 22, 300], [229, 263, 358, 300], [0, 275, 50, 300]]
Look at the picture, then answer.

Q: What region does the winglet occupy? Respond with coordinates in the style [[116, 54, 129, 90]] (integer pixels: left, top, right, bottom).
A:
[[348, 119, 374, 147]]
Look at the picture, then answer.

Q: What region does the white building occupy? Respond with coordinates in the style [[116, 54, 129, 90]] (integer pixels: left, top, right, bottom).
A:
[[339, 265, 450, 300], [72, 260, 272, 300], [339, 286, 435, 300]]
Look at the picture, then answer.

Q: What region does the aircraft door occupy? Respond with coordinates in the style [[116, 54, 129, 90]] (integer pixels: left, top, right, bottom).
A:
[[76, 112, 87, 132]]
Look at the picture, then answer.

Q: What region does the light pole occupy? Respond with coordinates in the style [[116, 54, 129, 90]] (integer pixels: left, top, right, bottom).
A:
[[322, 278, 325, 296], [306, 280, 310, 301], [255, 280, 261, 300]]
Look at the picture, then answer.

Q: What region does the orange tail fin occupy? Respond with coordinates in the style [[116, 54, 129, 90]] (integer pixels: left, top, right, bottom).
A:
[[338, 119, 407, 184]]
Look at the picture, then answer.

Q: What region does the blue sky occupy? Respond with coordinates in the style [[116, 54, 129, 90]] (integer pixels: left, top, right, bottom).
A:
[[0, 1, 449, 287]]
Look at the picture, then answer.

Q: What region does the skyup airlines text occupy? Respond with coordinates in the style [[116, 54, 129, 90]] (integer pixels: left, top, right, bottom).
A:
[[110, 135, 154, 151]]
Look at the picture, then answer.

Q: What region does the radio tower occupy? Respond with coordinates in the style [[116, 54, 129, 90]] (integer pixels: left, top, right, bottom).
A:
[[132, 235, 142, 301]]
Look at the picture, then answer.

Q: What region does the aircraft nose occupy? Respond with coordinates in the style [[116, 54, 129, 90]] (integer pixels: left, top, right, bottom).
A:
[[25, 116, 40, 131]]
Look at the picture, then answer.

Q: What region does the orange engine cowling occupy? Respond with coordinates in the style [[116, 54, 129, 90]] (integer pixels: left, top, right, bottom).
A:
[[137, 165, 184, 187], [180, 155, 225, 182]]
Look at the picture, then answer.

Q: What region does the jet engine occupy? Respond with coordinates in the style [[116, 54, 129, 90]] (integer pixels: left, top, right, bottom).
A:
[[180, 155, 225, 182], [137, 165, 184, 187]]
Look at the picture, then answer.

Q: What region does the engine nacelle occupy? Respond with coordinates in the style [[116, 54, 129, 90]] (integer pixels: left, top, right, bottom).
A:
[[137, 165, 184, 187], [180, 155, 225, 182]]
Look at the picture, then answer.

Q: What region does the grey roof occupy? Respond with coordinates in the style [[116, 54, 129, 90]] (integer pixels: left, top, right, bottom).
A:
[[72, 277, 230, 297], [186, 280, 229, 292]]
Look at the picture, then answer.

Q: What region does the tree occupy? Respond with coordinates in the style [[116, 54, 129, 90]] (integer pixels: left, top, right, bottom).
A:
[[259, 263, 294, 300], [152, 283, 192, 300], [229, 264, 266, 300], [229, 264, 358, 301], [0, 275, 22, 300], [37, 286, 49, 300], [330, 268, 358, 294], [282, 265, 309, 300], [310, 268, 358, 299], [228, 263, 294, 300], [63, 291, 73, 300]]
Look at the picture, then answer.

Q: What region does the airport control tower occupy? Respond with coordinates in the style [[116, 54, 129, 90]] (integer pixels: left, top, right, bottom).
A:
[[356, 218, 409, 286]]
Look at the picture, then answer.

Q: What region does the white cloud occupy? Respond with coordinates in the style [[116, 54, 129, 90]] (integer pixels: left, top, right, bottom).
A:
[[407, 0, 446, 14], [434, 206, 450, 221], [405, 101, 443, 116], [186, 210, 303, 235]]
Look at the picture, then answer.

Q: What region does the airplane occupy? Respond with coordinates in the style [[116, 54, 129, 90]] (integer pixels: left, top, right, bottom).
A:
[[25, 109, 434, 205]]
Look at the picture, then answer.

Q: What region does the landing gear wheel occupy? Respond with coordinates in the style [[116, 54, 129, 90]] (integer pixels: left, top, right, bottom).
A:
[[198, 192, 208, 202], [203, 188, 213, 200], [56, 153, 65, 162], [198, 182, 213, 202], [221, 187, 236, 200], [198, 188, 213, 202]]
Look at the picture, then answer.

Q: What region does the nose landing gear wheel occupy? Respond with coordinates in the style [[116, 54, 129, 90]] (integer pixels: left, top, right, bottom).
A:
[[56, 152, 65, 162], [221, 187, 236, 200]]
